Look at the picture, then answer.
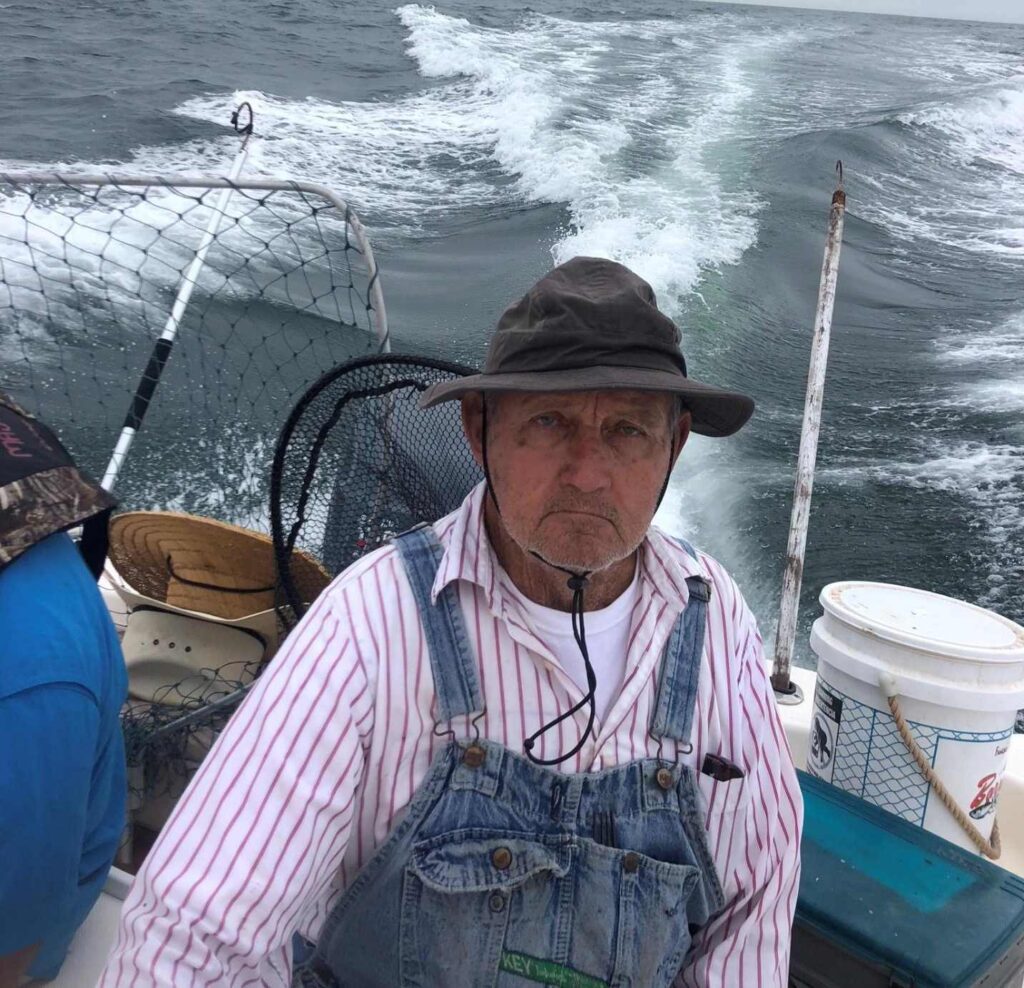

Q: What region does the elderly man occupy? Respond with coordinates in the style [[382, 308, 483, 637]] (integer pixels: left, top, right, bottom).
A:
[[101, 258, 802, 987]]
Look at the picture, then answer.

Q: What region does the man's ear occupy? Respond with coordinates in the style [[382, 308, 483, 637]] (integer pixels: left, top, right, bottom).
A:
[[461, 393, 485, 469], [671, 411, 692, 468]]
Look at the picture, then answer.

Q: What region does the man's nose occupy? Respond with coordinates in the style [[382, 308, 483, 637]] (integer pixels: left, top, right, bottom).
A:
[[558, 429, 613, 493]]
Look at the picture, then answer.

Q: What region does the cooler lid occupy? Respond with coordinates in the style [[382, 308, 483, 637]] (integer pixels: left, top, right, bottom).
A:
[[819, 581, 1024, 663], [797, 771, 1024, 988]]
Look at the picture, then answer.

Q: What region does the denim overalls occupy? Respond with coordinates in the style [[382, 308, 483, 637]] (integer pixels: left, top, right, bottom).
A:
[[295, 526, 725, 988]]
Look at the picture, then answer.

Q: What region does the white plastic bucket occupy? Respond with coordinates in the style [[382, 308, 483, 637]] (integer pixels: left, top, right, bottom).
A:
[[807, 581, 1024, 853]]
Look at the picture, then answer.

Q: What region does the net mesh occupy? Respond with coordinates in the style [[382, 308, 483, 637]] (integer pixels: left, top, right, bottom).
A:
[[272, 354, 484, 622], [122, 660, 261, 812], [0, 171, 386, 816], [0, 172, 384, 527]]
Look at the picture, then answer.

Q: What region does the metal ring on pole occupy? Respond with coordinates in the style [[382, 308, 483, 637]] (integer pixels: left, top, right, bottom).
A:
[[231, 102, 254, 138]]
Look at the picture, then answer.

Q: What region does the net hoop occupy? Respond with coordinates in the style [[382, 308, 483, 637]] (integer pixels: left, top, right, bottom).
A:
[[270, 353, 479, 622], [0, 170, 389, 351]]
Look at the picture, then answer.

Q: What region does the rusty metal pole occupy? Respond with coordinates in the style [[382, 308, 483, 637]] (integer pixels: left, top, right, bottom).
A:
[[771, 163, 846, 698]]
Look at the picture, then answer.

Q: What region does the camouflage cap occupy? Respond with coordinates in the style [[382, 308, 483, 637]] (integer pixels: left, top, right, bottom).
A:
[[0, 392, 116, 576]]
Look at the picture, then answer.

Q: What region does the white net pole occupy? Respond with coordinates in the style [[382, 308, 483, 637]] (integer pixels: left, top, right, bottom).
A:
[[100, 140, 251, 492]]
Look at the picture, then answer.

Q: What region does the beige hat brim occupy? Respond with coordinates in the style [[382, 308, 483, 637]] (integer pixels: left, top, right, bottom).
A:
[[108, 511, 330, 622]]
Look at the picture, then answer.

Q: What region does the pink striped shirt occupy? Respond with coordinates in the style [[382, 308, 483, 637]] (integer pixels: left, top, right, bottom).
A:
[[100, 482, 803, 987]]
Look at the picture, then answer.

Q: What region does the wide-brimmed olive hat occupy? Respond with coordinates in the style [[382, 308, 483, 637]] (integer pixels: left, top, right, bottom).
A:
[[420, 256, 754, 437]]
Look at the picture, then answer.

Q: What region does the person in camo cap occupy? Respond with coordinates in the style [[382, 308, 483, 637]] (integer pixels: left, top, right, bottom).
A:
[[0, 394, 126, 987], [102, 258, 802, 987]]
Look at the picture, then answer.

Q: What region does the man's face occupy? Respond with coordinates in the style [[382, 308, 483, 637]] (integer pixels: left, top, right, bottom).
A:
[[462, 389, 690, 572]]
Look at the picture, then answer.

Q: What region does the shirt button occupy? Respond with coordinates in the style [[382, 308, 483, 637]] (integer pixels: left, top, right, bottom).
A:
[[491, 847, 512, 871], [489, 892, 506, 913], [462, 744, 486, 768], [656, 767, 675, 790], [623, 852, 641, 874]]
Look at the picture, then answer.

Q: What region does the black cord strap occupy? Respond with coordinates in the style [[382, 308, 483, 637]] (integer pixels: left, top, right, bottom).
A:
[[523, 567, 599, 767]]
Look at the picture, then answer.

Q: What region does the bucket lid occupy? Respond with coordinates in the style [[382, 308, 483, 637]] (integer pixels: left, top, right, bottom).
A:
[[819, 581, 1024, 664]]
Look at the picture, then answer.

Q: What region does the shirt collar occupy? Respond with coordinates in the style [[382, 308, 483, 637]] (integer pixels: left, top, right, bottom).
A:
[[431, 481, 712, 616]]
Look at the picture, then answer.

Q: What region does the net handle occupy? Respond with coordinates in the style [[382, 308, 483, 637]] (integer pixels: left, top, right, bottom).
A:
[[100, 125, 253, 492]]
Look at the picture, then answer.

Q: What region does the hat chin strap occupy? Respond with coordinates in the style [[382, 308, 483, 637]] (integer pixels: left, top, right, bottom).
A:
[[480, 404, 677, 767], [522, 563, 597, 766]]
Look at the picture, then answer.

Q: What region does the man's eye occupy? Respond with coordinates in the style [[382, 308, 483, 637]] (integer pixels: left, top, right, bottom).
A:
[[616, 423, 645, 437], [532, 414, 559, 428]]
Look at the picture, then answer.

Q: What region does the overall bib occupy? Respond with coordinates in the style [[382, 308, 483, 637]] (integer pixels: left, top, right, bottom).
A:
[[295, 526, 725, 988]]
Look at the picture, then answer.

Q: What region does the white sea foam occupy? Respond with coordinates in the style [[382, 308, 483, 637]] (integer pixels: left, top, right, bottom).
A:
[[859, 79, 1024, 259], [900, 84, 1024, 176], [397, 4, 797, 308], [936, 318, 1024, 365], [123, 6, 797, 314], [934, 312, 1024, 414], [820, 440, 1023, 612]]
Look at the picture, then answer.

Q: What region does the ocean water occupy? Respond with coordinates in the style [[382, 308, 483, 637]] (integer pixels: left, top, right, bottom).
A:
[[1, 0, 1022, 663]]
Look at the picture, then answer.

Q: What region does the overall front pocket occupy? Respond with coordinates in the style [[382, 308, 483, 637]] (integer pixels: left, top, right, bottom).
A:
[[399, 829, 573, 987], [398, 829, 702, 988]]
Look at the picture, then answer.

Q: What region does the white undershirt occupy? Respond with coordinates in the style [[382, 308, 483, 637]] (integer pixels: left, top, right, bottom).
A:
[[504, 567, 641, 723]]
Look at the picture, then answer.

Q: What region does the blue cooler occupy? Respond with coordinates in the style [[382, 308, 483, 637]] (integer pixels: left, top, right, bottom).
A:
[[792, 771, 1024, 987]]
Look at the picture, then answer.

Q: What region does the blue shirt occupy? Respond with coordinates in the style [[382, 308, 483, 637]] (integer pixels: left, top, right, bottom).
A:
[[0, 533, 127, 980]]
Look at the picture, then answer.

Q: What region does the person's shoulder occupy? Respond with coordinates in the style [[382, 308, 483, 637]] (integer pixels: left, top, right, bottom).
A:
[[323, 539, 402, 596], [0, 533, 118, 702], [647, 528, 759, 639], [313, 519, 454, 622], [647, 527, 743, 597]]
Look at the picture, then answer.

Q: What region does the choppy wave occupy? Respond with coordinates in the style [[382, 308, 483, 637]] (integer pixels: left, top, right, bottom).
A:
[[111, 5, 802, 311], [936, 312, 1024, 415], [857, 75, 1024, 260], [396, 4, 803, 307], [819, 439, 1023, 613], [900, 83, 1024, 175]]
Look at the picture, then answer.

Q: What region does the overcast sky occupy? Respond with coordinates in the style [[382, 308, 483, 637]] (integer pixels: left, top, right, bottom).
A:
[[708, 0, 1024, 24]]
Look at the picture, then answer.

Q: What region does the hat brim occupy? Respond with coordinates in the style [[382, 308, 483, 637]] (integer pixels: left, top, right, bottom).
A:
[[108, 511, 331, 622], [419, 366, 754, 438]]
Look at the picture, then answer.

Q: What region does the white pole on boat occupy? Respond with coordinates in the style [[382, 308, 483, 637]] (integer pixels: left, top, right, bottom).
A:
[[771, 162, 846, 699], [100, 103, 255, 492]]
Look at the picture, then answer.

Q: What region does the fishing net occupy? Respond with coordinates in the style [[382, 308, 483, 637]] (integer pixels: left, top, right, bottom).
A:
[[121, 659, 261, 826], [0, 168, 388, 840], [271, 354, 484, 623], [0, 170, 386, 527]]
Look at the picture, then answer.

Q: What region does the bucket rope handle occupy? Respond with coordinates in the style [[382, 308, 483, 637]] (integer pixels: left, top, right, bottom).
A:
[[880, 674, 1001, 860]]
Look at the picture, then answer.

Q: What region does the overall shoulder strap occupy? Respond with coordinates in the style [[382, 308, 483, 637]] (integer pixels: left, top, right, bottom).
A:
[[648, 537, 710, 745], [393, 524, 484, 724]]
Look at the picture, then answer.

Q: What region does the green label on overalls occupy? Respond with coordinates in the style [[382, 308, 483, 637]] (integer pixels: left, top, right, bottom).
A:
[[499, 951, 608, 988]]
